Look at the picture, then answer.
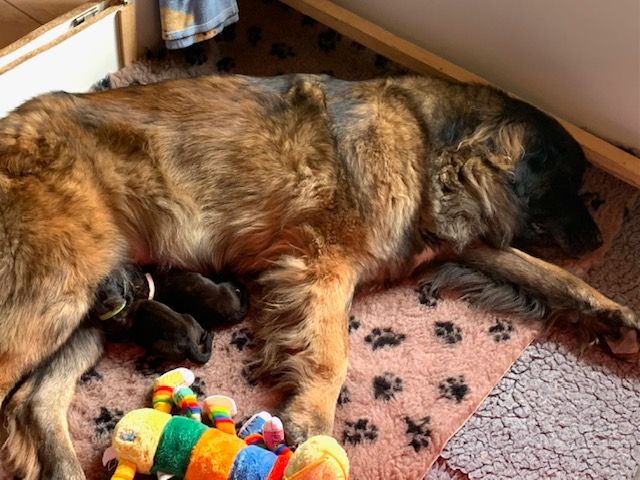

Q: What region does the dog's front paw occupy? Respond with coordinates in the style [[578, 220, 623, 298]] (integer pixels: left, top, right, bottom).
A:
[[582, 304, 640, 347], [613, 305, 640, 330], [281, 416, 311, 447], [595, 305, 640, 334], [278, 398, 334, 447]]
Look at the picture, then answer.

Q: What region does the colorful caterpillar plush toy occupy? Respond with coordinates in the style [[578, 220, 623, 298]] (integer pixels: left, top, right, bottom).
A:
[[106, 368, 349, 480]]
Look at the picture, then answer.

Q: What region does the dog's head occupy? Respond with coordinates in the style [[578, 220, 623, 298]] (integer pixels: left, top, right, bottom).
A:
[[506, 99, 602, 256], [446, 92, 602, 256], [434, 90, 601, 257], [129, 301, 213, 364]]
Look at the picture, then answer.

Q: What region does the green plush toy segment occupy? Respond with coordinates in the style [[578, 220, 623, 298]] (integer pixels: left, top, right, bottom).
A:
[[152, 416, 208, 475]]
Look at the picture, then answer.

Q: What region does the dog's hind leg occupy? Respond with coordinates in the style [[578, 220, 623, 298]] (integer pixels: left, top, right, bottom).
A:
[[0, 287, 96, 412], [0, 323, 104, 480], [249, 252, 357, 445], [418, 245, 639, 339]]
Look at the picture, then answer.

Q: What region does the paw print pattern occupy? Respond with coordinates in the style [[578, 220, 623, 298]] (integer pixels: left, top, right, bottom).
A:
[[269, 43, 295, 59], [191, 376, 206, 398], [230, 327, 255, 351], [318, 29, 342, 53], [217, 23, 236, 42], [184, 44, 207, 66], [590, 196, 605, 210], [405, 416, 432, 452], [246, 26, 262, 46], [79, 367, 102, 384], [438, 376, 469, 403], [216, 57, 236, 72], [364, 327, 406, 350], [434, 321, 462, 344], [373, 373, 403, 401], [94, 407, 124, 437], [348, 315, 361, 334], [417, 283, 440, 307], [489, 318, 514, 342], [94, 77, 111, 91], [337, 385, 351, 406], [241, 365, 258, 387], [342, 418, 378, 445], [581, 191, 605, 211]]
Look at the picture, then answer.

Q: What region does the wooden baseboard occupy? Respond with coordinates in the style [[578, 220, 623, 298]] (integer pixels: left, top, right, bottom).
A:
[[281, 0, 640, 188], [116, 0, 136, 67]]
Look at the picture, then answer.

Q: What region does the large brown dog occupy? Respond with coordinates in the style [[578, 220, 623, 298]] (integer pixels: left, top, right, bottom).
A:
[[0, 73, 637, 479]]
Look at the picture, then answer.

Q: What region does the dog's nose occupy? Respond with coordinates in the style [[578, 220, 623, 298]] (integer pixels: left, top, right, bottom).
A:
[[567, 228, 603, 257]]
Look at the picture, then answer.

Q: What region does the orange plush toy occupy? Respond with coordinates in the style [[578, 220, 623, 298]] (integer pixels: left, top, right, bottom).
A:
[[106, 368, 349, 480]]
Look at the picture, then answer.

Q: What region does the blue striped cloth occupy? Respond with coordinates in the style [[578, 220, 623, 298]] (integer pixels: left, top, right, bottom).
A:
[[159, 0, 239, 49]]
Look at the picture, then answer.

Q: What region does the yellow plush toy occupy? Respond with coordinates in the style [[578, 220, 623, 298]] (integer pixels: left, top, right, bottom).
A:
[[106, 368, 349, 480]]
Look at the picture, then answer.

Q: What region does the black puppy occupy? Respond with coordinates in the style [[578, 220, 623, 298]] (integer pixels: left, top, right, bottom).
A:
[[89, 265, 249, 363]]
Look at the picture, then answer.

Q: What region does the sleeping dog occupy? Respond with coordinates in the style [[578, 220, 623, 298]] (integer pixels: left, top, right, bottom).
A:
[[0, 73, 637, 479]]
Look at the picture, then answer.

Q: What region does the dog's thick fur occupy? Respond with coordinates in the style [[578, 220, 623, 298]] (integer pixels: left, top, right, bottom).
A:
[[0, 73, 637, 479]]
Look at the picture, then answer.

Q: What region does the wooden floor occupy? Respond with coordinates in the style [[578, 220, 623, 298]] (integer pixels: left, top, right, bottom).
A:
[[0, 0, 91, 49]]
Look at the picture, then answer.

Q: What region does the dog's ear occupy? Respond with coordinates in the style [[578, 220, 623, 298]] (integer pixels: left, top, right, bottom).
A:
[[513, 111, 587, 202], [447, 115, 526, 171], [520, 132, 550, 173]]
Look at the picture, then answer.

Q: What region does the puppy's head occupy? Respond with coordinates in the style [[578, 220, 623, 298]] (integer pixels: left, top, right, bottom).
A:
[[508, 100, 602, 256], [91, 265, 147, 340], [130, 301, 213, 364]]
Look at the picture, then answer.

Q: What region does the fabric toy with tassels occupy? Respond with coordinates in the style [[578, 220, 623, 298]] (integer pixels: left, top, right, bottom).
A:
[[106, 367, 349, 480]]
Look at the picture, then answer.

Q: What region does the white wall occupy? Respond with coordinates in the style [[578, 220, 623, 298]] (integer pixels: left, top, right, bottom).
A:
[[0, 10, 122, 117], [334, 0, 640, 150], [0, 0, 162, 118]]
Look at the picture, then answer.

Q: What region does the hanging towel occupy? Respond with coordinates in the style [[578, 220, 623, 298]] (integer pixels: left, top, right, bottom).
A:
[[159, 0, 239, 49]]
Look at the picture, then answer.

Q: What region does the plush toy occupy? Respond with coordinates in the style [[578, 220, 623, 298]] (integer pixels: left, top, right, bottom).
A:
[[90, 264, 249, 362], [106, 368, 349, 480]]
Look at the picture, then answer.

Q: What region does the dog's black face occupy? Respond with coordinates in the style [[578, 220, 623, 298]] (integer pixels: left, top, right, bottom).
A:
[[511, 104, 602, 256]]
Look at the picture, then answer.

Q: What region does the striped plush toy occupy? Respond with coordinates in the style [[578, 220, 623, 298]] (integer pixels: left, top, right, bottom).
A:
[[106, 368, 349, 480]]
